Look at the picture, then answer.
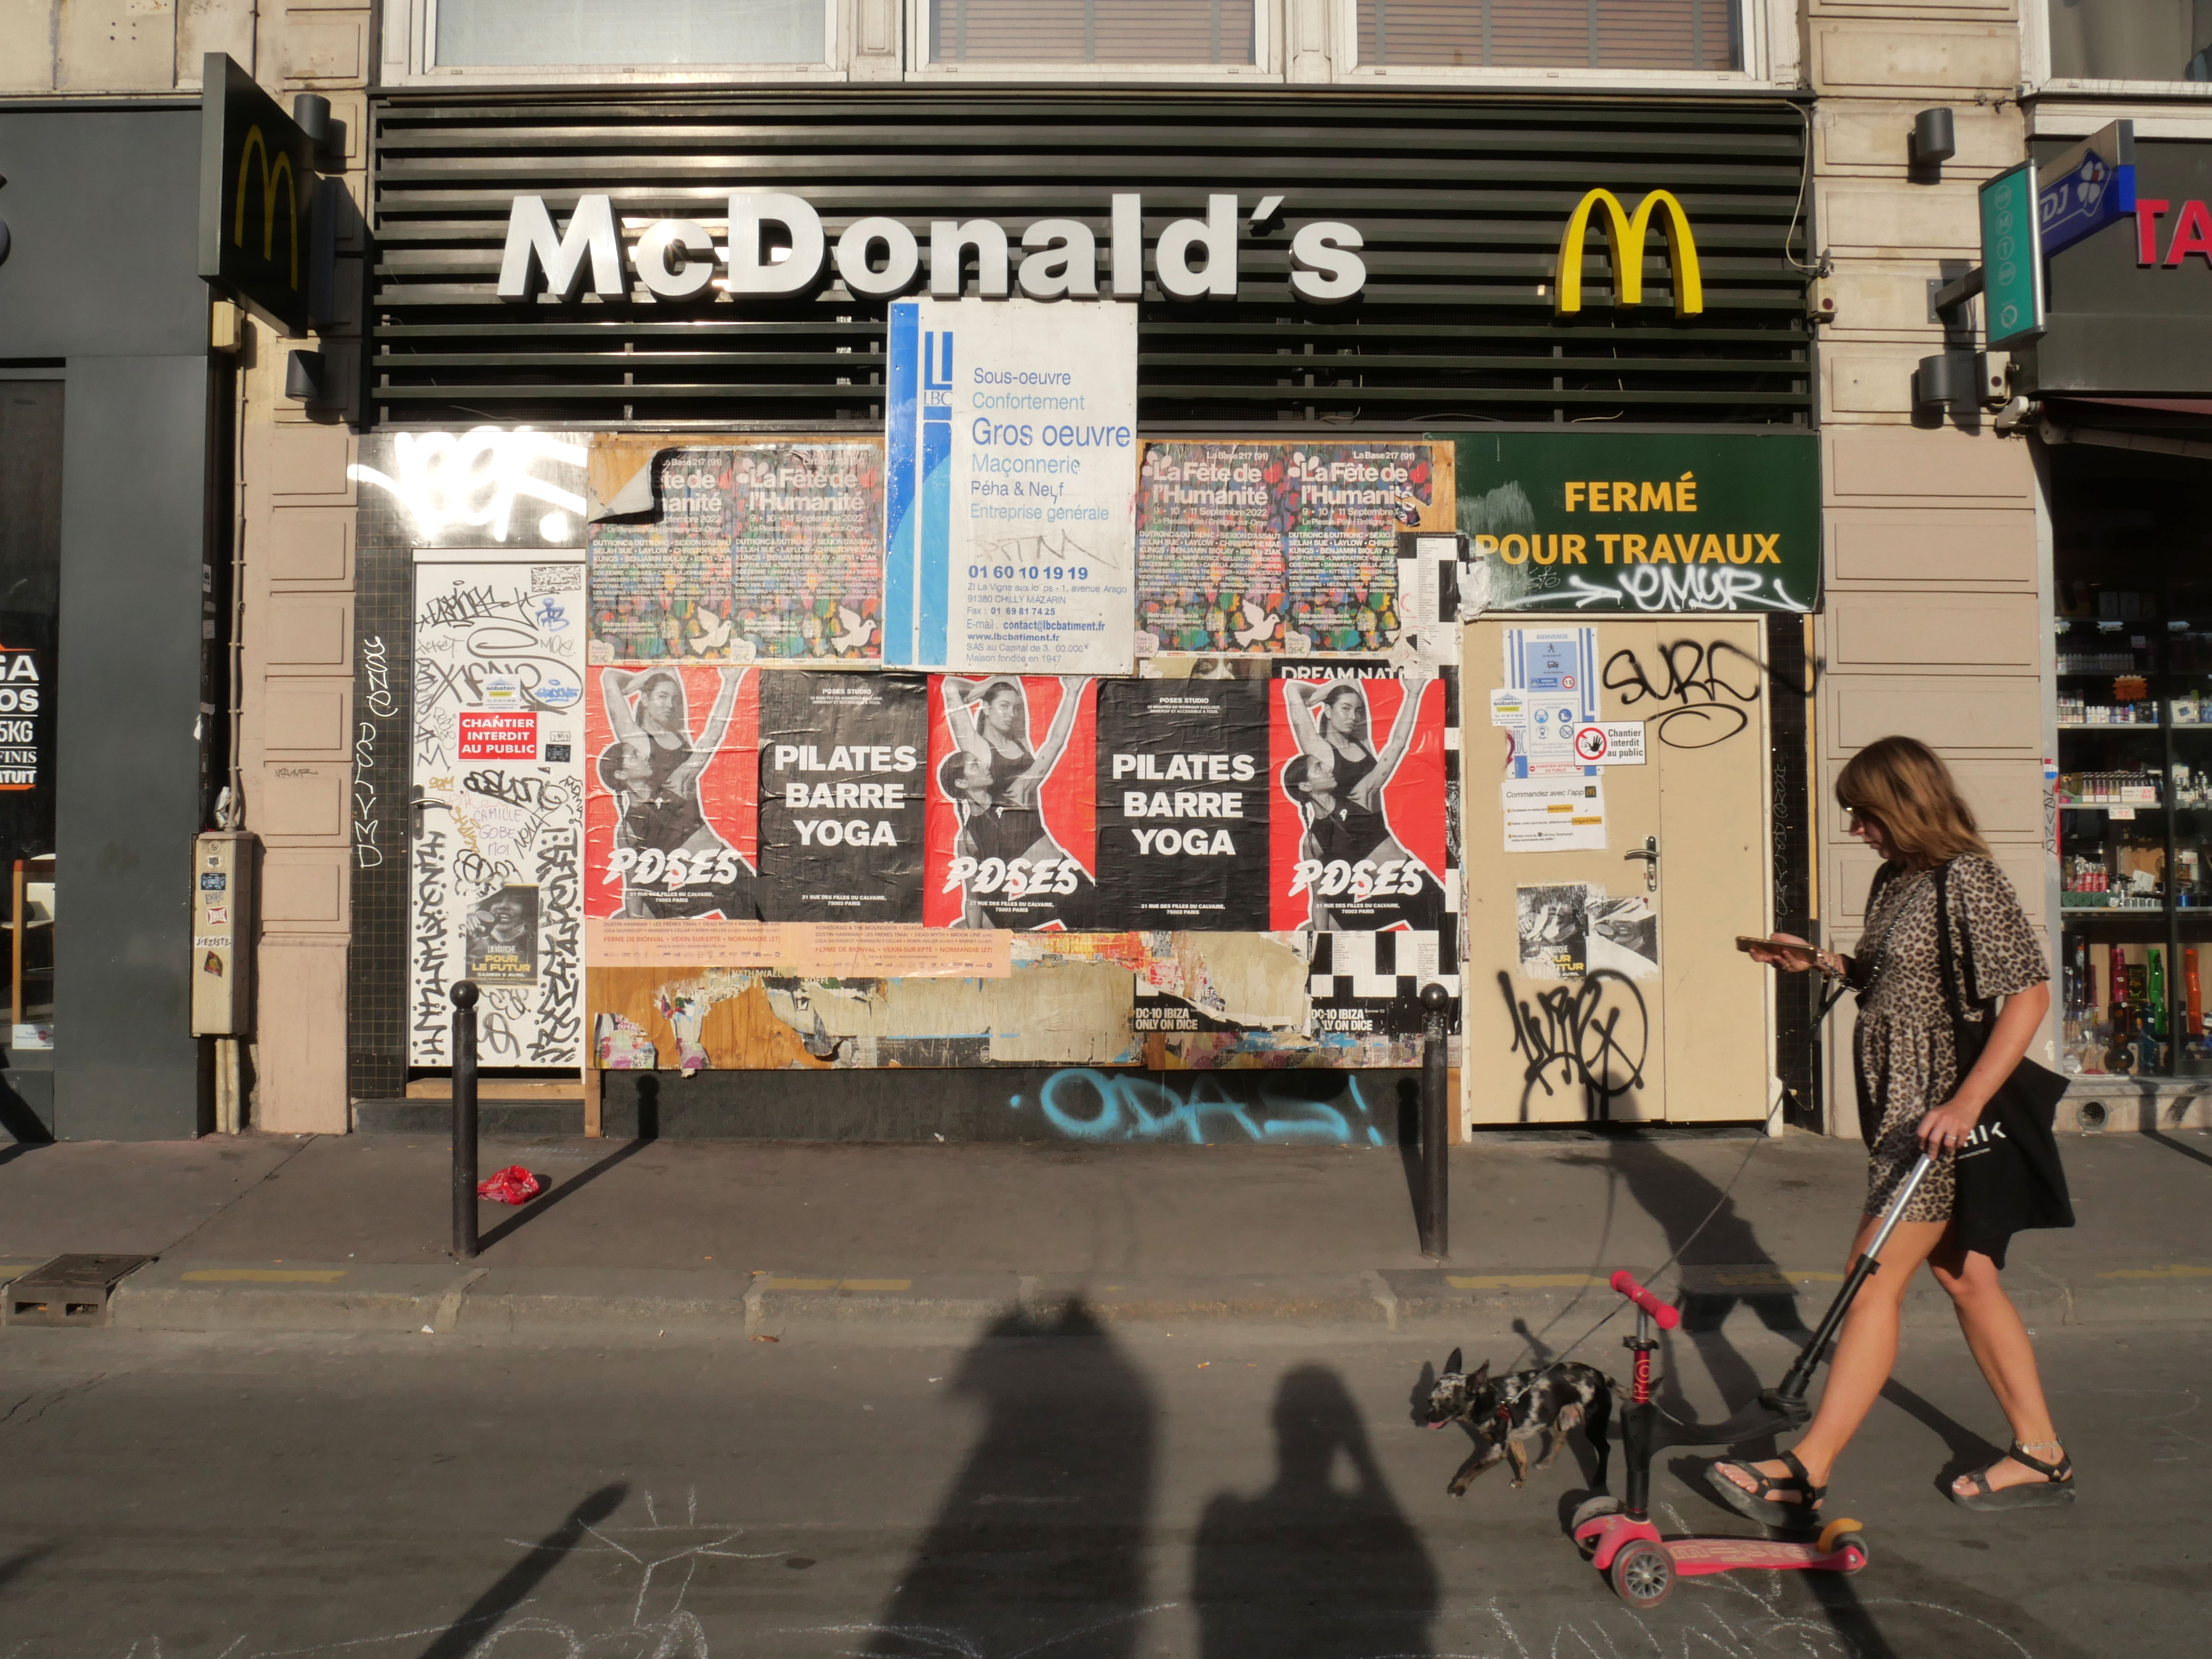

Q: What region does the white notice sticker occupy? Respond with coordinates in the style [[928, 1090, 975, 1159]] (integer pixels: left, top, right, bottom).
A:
[[1502, 776, 1607, 852]]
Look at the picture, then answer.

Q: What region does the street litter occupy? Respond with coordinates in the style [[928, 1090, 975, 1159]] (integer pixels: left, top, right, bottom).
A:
[[476, 1165, 542, 1205]]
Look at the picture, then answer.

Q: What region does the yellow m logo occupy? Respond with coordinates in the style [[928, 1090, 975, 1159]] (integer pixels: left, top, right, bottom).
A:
[[234, 125, 300, 290], [1555, 189, 1702, 318]]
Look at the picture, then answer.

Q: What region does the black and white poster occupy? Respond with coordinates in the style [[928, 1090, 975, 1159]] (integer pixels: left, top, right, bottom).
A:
[[465, 885, 541, 983], [756, 671, 928, 922], [1094, 679, 1271, 929], [1515, 883, 1589, 980]]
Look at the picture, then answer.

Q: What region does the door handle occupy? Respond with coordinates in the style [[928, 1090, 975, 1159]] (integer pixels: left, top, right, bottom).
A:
[[1623, 836, 1659, 893]]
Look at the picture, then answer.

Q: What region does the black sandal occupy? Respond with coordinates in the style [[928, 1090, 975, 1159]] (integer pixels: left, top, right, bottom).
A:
[[1950, 1441, 2076, 1511], [1704, 1450, 1826, 1530]]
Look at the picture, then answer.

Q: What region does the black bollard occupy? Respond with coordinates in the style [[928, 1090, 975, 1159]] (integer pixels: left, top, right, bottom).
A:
[[1418, 981, 1452, 1261], [452, 980, 479, 1261]]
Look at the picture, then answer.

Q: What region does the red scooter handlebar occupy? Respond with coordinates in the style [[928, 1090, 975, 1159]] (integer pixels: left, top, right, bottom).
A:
[[1610, 1269, 1681, 1329]]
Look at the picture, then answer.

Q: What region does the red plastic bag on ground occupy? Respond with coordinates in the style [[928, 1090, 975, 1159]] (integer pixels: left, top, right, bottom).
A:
[[477, 1165, 542, 1205]]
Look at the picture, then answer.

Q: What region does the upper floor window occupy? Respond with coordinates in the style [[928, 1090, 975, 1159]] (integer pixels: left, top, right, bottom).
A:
[[928, 0, 1258, 64], [1357, 0, 1741, 72], [432, 0, 827, 67], [2046, 0, 2212, 83]]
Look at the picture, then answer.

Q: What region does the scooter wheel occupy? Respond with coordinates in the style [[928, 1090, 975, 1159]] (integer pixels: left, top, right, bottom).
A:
[[1609, 1538, 1675, 1608], [1571, 1494, 1620, 1556], [1816, 1518, 1864, 1556]]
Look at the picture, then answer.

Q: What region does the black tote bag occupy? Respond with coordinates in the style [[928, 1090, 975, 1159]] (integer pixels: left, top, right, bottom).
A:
[[1933, 863, 2074, 1269]]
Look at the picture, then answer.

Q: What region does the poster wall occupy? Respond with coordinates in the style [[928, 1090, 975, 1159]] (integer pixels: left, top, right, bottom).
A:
[[409, 558, 587, 1067], [1094, 679, 1272, 930], [583, 665, 760, 922], [883, 298, 1138, 675], [1134, 441, 1454, 654], [925, 674, 1099, 930], [756, 671, 928, 923], [587, 441, 885, 664]]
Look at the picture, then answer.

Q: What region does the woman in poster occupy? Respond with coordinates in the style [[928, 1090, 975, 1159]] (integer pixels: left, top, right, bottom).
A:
[[1280, 678, 1441, 931], [597, 667, 752, 918], [937, 675, 1088, 928]]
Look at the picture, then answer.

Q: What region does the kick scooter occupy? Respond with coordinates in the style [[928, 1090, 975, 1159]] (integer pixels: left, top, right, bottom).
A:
[[1569, 1151, 1936, 1607]]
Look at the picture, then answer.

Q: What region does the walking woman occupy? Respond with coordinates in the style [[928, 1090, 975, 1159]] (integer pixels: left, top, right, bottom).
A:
[[1725, 735, 2071, 1520]]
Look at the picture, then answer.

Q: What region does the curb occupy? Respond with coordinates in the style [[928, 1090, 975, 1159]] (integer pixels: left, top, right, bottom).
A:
[[29, 1256, 2205, 1337]]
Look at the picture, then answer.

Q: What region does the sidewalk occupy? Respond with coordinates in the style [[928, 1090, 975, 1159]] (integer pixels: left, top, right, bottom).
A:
[[3, 1129, 2209, 1337]]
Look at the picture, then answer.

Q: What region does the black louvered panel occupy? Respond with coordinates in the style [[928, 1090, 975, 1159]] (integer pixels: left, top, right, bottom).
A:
[[368, 90, 1810, 429]]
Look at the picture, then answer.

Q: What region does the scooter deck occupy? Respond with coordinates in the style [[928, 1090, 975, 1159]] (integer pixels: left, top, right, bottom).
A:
[[1667, 1536, 1865, 1576]]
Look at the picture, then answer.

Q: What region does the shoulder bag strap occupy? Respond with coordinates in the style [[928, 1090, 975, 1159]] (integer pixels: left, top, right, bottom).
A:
[[1931, 862, 1989, 1065]]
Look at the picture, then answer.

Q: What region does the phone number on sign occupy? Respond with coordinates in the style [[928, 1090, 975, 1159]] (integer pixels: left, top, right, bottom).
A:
[[969, 564, 1089, 582]]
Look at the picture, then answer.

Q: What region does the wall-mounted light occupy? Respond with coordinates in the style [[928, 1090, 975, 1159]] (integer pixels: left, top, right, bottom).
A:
[[1911, 108, 1957, 176], [291, 93, 342, 169]]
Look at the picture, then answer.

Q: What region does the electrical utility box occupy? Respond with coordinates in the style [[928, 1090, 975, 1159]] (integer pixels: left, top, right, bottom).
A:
[[190, 831, 256, 1035]]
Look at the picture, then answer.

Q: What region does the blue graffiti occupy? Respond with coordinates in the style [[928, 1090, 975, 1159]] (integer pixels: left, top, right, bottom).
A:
[[1015, 1069, 1392, 1146]]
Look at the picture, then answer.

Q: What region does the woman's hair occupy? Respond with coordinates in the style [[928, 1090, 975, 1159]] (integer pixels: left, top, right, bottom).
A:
[[938, 749, 987, 805], [1834, 735, 1989, 867], [979, 680, 1023, 712]]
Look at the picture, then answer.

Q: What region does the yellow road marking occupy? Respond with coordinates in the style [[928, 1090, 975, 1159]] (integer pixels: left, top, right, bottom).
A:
[[181, 1268, 348, 1283], [1447, 1273, 1609, 1291], [2097, 1264, 2212, 1280]]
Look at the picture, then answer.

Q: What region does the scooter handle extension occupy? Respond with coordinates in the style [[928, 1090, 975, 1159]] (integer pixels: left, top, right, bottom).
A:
[[1610, 1269, 1681, 1329]]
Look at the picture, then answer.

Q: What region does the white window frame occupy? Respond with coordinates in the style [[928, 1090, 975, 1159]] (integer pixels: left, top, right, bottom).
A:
[[2025, 0, 2212, 99], [383, 0, 853, 86], [903, 0, 1281, 83], [1329, 0, 1798, 91]]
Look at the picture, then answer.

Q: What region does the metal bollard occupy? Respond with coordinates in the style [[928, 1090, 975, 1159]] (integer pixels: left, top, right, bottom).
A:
[[452, 980, 479, 1261], [1418, 981, 1451, 1261]]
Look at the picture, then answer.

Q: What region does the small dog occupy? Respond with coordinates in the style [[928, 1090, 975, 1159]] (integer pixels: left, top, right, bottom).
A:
[[1422, 1349, 1614, 1495]]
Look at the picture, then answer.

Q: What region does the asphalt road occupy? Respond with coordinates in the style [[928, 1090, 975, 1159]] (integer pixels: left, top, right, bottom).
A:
[[0, 1309, 2205, 1659]]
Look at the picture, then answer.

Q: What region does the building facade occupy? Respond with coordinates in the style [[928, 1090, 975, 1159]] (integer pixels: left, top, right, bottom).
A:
[[11, 2, 2192, 1143]]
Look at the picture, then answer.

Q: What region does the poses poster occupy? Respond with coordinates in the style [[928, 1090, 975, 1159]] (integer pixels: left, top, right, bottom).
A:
[[756, 671, 927, 923], [1093, 678, 1270, 930], [584, 666, 759, 922], [925, 674, 1097, 929]]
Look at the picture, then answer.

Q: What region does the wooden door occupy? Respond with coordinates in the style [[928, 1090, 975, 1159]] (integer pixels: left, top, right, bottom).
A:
[[1462, 618, 1771, 1125]]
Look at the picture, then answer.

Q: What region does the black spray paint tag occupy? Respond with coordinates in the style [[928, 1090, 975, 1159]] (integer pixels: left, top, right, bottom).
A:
[[1093, 679, 1272, 929], [755, 671, 927, 922]]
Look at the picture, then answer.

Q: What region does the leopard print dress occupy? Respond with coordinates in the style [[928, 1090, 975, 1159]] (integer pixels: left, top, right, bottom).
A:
[[1847, 854, 2049, 1223]]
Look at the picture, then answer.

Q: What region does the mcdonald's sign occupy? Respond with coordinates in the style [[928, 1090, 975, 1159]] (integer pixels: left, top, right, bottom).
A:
[[1554, 189, 1703, 319], [197, 54, 314, 332]]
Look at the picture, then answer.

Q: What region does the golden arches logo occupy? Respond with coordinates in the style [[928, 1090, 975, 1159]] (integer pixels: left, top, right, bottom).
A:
[[233, 125, 300, 290], [1554, 189, 1702, 318]]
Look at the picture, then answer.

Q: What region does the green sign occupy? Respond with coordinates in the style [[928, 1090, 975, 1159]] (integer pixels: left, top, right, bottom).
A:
[[1979, 161, 2045, 349], [1430, 430, 1822, 614], [197, 53, 316, 333]]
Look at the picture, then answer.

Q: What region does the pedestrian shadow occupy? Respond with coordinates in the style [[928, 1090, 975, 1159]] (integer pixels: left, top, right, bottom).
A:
[[476, 1135, 652, 1252], [2147, 1127, 2212, 1170], [864, 1300, 1154, 1659], [0, 1545, 54, 1597], [1194, 1366, 1437, 1659], [415, 1481, 626, 1659]]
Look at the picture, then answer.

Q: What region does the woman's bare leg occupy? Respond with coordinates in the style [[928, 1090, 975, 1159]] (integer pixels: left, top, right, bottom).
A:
[[1928, 1241, 2063, 1492], [1716, 1216, 1952, 1507]]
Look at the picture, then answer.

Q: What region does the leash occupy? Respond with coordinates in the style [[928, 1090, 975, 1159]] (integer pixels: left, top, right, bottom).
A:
[[1495, 1082, 1789, 1401]]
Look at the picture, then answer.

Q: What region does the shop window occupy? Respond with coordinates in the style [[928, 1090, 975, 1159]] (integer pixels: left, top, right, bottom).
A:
[[431, 0, 828, 67], [2050, 441, 2212, 1081], [928, 0, 1258, 64], [1356, 0, 1741, 71], [0, 382, 60, 1053], [2046, 0, 2212, 83]]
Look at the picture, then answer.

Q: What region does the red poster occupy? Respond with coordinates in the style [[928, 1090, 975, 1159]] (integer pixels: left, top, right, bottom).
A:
[[924, 675, 1097, 929], [456, 710, 538, 760], [1267, 666, 1449, 932], [585, 666, 760, 921]]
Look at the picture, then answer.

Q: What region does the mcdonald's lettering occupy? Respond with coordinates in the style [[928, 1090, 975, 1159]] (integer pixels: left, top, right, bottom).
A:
[[234, 125, 301, 292], [1554, 189, 1703, 318]]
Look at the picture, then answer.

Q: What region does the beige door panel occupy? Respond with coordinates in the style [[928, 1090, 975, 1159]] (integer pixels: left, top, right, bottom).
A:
[[1461, 617, 1773, 1127]]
